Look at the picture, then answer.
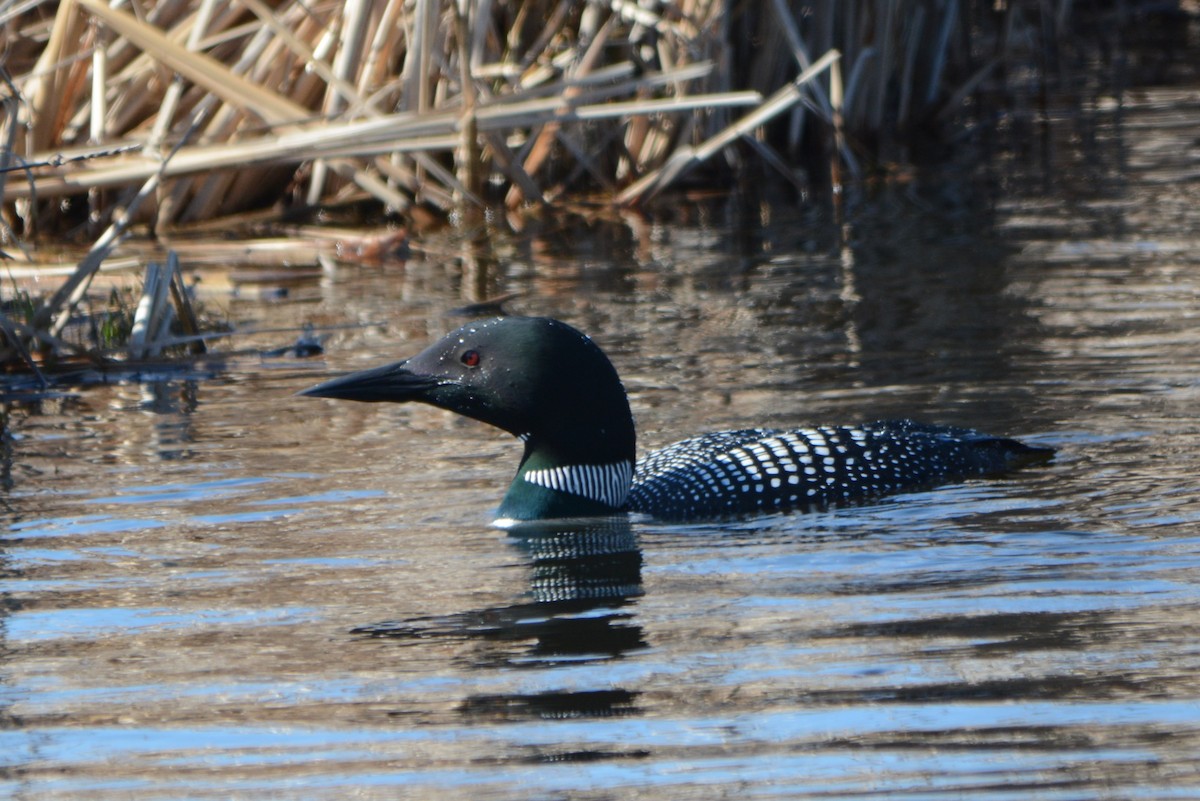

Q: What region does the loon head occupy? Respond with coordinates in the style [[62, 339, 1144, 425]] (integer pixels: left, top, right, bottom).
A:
[[300, 316, 637, 520]]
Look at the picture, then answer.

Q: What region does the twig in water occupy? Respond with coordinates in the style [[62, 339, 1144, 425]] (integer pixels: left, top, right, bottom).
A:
[[0, 311, 48, 388]]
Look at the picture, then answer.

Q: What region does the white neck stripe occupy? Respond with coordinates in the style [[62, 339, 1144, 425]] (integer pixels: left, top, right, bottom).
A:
[[523, 461, 634, 508]]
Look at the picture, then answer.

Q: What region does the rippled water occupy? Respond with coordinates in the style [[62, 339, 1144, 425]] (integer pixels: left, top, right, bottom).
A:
[[4, 85, 1200, 799]]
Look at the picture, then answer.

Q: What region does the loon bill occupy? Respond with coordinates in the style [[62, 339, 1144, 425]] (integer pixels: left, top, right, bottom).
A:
[[300, 316, 1054, 521]]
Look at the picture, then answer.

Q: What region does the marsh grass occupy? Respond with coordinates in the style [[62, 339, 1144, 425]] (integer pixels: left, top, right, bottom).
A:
[[0, 0, 1172, 376], [2, 0, 1112, 233]]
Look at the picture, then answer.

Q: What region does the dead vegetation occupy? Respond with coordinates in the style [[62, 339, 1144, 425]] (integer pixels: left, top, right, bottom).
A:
[[0, 0, 1171, 380], [3, 1, 1110, 232]]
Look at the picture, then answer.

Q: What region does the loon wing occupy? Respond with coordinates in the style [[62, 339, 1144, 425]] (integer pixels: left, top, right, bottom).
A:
[[628, 420, 1051, 520]]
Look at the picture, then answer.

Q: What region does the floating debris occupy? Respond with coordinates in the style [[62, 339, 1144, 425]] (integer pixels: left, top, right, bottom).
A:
[[261, 324, 327, 359], [446, 292, 523, 318]]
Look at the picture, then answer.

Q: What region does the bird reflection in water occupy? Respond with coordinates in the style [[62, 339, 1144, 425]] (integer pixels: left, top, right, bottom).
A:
[[351, 517, 647, 672]]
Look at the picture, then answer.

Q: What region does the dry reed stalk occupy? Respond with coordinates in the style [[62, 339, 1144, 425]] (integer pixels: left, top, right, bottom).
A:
[[89, 36, 106, 144], [404, 0, 439, 114], [4, 126, 461, 200], [0, 68, 20, 220], [151, 2, 219, 227], [451, 0, 482, 208], [308, 0, 373, 203], [167, 254, 205, 355], [129, 257, 175, 359], [24, 0, 88, 153], [618, 49, 842, 205], [146, 0, 219, 153], [358, 0, 408, 104], [829, 46, 846, 195], [3, 256, 142, 278]]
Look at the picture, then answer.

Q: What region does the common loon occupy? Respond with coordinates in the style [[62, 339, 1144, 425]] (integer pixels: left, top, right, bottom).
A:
[[300, 316, 1053, 521]]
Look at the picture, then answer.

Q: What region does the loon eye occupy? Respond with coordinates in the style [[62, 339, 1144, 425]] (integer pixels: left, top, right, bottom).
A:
[[461, 349, 481, 367]]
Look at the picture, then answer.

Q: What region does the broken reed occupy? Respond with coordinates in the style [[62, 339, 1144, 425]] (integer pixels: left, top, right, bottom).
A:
[[1, 0, 1081, 237]]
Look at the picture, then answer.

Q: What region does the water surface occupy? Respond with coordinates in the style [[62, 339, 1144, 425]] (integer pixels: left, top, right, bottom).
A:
[[3, 84, 1200, 799]]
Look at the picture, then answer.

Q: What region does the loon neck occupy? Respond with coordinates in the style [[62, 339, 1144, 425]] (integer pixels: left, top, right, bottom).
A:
[[498, 439, 636, 520]]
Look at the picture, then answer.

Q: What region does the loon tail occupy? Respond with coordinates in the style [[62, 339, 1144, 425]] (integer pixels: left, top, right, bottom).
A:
[[970, 436, 1056, 474], [869, 420, 1055, 474]]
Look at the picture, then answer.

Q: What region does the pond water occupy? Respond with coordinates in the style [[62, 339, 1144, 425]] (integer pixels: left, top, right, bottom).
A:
[[4, 84, 1200, 799]]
